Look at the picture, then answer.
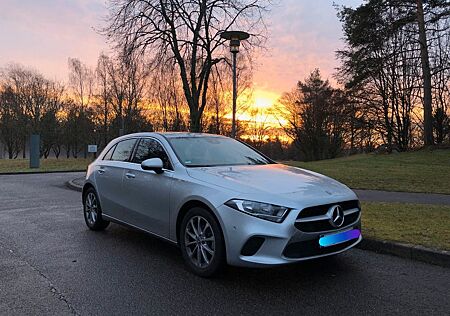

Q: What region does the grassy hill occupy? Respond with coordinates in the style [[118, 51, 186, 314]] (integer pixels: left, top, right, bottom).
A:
[[284, 149, 450, 194], [1, 149, 449, 194]]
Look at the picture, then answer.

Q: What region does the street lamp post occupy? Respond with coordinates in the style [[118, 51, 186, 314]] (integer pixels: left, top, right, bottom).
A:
[[220, 31, 250, 138], [119, 104, 124, 136]]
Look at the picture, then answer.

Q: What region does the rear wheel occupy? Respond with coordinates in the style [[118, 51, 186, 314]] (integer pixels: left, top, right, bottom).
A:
[[180, 207, 225, 277], [83, 188, 109, 231]]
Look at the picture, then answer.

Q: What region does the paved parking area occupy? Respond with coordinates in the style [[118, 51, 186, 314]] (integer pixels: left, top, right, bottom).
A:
[[0, 172, 449, 315]]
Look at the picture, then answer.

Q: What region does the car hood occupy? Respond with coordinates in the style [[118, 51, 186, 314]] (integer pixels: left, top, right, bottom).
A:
[[186, 164, 354, 201]]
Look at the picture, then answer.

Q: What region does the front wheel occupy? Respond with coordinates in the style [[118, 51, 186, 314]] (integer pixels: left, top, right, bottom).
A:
[[83, 188, 110, 231], [180, 207, 225, 277]]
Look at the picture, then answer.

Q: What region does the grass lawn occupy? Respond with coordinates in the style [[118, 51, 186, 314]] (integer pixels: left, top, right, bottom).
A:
[[362, 202, 450, 251], [284, 149, 450, 194], [0, 158, 91, 173]]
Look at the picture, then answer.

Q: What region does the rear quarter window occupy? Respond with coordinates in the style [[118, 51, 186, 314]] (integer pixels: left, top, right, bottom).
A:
[[110, 139, 136, 162], [102, 144, 116, 160]]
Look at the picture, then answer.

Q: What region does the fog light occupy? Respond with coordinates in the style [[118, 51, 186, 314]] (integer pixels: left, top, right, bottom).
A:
[[241, 236, 265, 256]]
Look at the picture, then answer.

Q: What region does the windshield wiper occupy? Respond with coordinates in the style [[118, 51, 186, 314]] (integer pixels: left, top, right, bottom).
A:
[[186, 164, 214, 168], [245, 157, 268, 165]]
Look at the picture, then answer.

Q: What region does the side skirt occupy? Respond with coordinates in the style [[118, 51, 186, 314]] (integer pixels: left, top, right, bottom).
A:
[[102, 213, 179, 246]]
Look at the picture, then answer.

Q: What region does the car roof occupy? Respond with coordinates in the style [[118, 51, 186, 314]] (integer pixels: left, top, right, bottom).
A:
[[120, 132, 227, 139], [159, 132, 227, 139]]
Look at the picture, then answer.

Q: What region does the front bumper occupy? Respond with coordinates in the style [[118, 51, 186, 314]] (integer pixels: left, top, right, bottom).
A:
[[217, 204, 362, 267]]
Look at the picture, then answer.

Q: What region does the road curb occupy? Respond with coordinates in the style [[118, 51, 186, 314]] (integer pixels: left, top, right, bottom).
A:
[[0, 170, 86, 176], [357, 238, 450, 268], [66, 179, 83, 192]]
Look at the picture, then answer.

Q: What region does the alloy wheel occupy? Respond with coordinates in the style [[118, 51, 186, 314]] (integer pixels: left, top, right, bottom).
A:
[[85, 192, 98, 225], [184, 216, 216, 268]]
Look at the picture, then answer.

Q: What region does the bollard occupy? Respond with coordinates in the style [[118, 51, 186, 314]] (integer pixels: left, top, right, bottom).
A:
[[30, 134, 40, 169]]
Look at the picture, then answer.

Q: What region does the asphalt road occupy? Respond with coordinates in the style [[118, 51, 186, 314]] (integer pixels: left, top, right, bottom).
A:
[[354, 189, 450, 205], [0, 173, 449, 315]]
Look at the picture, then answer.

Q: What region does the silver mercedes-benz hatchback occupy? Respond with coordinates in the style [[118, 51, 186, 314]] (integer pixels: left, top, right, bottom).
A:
[[82, 132, 362, 277]]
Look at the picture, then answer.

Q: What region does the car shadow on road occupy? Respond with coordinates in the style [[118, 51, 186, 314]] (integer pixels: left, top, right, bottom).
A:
[[82, 222, 365, 286], [73, 222, 382, 315]]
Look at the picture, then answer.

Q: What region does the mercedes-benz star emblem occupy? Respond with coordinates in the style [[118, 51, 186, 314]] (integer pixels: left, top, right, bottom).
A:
[[328, 205, 344, 228]]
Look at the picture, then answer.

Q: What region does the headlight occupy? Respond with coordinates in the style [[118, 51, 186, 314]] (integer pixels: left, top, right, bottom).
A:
[[225, 199, 290, 223]]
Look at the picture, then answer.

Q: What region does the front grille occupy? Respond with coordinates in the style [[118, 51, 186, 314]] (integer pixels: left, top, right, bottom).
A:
[[283, 237, 358, 259], [295, 200, 360, 233]]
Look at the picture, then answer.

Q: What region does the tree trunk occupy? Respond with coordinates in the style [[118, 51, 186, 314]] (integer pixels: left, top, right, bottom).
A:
[[104, 100, 108, 147], [189, 110, 201, 132], [215, 100, 220, 134], [383, 98, 393, 152], [416, 0, 434, 146]]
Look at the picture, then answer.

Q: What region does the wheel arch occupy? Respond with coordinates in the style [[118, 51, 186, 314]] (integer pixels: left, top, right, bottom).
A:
[[82, 182, 95, 203], [175, 200, 226, 250]]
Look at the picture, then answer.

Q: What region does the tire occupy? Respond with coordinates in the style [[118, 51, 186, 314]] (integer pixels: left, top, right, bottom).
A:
[[83, 187, 110, 231], [180, 207, 225, 277]]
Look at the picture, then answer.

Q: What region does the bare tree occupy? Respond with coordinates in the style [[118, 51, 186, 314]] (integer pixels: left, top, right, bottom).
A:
[[96, 53, 113, 147], [416, 0, 433, 145], [104, 0, 268, 132], [0, 86, 25, 158], [68, 58, 95, 110], [1, 64, 64, 157], [205, 54, 253, 135], [104, 54, 152, 135], [246, 107, 270, 149], [430, 15, 450, 144], [123, 55, 151, 133], [39, 82, 65, 158], [149, 61, 188, 131]]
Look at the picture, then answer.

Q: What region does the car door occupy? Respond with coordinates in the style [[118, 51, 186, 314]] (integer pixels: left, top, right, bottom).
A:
[[121, 137, 174, 238], [95, 138, 137, 220]]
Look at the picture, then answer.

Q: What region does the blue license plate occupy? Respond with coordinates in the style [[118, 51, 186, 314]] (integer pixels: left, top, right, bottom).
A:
[[319, 229, 361, 247]]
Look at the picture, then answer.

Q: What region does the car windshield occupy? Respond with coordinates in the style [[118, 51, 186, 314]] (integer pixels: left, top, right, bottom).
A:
[[168, 136, 272, 167]]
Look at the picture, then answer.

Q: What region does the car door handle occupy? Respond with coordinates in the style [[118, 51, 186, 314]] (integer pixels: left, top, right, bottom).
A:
[[98, 169, 105, 174], [125, 172, 136, 179]]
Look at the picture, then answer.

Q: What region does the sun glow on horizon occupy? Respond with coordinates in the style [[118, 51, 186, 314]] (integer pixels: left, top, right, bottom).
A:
[[253, 89, 280, 109], [232, 89, 287, 127]]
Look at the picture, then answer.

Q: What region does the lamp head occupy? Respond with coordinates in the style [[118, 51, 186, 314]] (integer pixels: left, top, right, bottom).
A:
[[220, 31, 250, 53], [230, 39, 240, 53]]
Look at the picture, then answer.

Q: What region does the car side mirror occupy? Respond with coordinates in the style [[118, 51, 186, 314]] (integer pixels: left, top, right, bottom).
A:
[[141, 158, 164, 174]]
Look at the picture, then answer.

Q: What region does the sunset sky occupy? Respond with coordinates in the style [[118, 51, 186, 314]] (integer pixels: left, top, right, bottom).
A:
[[0, 0, 362, 109]]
